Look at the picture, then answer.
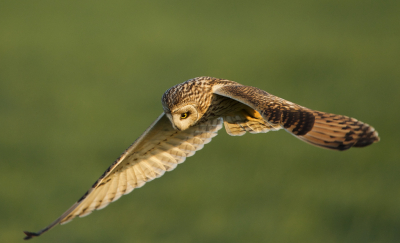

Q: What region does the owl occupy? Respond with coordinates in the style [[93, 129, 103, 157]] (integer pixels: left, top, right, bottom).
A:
[[24, 77, 379, 239]]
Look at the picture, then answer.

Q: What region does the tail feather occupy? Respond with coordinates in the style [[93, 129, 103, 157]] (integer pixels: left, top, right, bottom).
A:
[[294, 111, 379, 151]]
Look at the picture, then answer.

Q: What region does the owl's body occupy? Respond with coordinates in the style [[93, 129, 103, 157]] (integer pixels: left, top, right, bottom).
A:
[[24, 77, 379, 240], [163, 77, 378, 149]]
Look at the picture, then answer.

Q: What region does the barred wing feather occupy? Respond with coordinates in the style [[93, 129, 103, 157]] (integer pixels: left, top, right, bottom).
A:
[[214, 84, 379, 151], [24, 113, 223, 239]]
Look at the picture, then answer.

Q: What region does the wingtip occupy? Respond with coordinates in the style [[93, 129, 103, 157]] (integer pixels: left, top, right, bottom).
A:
[[23, 231, 40, 240]]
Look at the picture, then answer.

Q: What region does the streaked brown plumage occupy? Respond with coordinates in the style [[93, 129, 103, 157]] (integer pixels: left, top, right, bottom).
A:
[[24, 77, 379, 240]]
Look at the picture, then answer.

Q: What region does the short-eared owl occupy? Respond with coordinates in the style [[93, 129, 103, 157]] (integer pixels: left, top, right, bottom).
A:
[[24, 77, 379, 239]]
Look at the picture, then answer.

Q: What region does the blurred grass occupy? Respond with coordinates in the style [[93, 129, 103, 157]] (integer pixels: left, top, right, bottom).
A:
[[1, 1, 399, 242]]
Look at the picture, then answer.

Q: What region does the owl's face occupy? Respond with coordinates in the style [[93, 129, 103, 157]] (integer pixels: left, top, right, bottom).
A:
[[166, 104, 199, 131]]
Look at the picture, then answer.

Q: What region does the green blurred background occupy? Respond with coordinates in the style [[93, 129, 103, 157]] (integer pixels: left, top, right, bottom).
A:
[[1, 1, 399, 242]]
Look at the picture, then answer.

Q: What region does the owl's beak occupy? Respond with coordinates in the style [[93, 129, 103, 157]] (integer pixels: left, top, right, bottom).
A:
[[170, 122, 181, 131], [165, 112, 180, 130]]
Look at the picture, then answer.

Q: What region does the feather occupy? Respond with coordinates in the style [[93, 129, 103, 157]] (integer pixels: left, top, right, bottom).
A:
[[24, 114, 223, 239]]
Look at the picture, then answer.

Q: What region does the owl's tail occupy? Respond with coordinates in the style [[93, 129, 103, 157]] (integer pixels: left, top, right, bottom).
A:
[[293, 110, 380, 151]]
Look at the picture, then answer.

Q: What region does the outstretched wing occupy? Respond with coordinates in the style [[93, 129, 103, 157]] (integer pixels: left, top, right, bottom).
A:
[[24, 113, 223, 239], [214, 84, 379, 150]]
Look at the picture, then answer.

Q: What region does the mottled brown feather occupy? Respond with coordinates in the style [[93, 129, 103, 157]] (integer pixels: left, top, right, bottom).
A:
[[214, 83, 379, 150]]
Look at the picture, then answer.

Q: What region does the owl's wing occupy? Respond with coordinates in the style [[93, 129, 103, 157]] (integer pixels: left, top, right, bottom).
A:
[[214, 84, 379, 150], [24, 113, 223, 240]]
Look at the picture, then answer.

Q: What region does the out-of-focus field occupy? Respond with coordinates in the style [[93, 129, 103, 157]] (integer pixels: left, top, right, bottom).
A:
[[1, 1, 399, 242]]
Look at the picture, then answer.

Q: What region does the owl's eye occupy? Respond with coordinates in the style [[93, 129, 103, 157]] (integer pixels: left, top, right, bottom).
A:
[[180, 112, 189, 119]]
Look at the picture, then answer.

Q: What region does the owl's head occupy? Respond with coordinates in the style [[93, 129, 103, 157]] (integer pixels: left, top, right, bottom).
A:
[[165, 104, 199, 131], [161, 78, 215, 131]]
